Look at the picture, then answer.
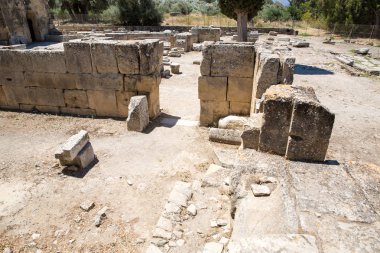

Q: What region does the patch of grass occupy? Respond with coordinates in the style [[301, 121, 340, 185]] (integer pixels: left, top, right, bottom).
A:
[[299, 32, 312, 37]]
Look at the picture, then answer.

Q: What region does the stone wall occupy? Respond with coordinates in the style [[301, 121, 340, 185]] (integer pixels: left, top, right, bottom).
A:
[[0, 39, 163, 119], [199, 42, 255, 126], [190, 27, 221, 43]]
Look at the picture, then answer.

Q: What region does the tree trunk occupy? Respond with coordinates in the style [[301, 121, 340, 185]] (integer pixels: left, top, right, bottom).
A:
[[237, 12, 248, 42]]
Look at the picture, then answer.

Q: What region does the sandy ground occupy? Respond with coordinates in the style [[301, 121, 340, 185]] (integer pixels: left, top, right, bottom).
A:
[[0, 35, 380, 252]]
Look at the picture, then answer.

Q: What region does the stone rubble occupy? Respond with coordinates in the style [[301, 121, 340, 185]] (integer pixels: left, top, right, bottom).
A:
[[55, 130, 95, 170], [80, 200, 95, 212]]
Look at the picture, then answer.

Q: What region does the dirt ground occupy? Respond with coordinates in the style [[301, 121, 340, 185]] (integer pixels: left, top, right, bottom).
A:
[[0, 35, 380, 252]]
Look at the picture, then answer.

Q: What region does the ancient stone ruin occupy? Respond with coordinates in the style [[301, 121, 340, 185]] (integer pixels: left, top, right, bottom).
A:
[[0, 0, 50, 45], [0, 39, 163, 119]]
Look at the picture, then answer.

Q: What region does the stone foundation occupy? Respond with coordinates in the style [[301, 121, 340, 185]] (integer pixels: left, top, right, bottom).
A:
[[0, 39, 163, 119], [190, 26, 221, 43]]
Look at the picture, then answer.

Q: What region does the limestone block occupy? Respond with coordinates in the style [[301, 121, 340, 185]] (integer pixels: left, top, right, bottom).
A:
[[25, 72, 77, 89], [124, 75, 139, 92], [200, 45, 212, 76], [136, 75, 160, 93], [139, 39, 161, 75], [286, 88, 335, 161], [115, 41, 140, 75], [293, 41, 310, 47], [229, 102, 250, 115], [203, 242, 224, 253], [91, 41, 118, 73], [170, 63, 181, 74], [210, 43, 255, 78], [116, 91, 137, 117], [200, 100, 229, 126], [55, 130, 89, 163], [64, 90, 89, 108], [227, 77, 253, 103], [35, 105, 60, 114], [2, 86, 31, 105], [28, 88, 65, 107], [127, 95, 149, 132], [60, 107, 96, 116], [138, 83, 160, 119], [278, 55, 295, 84], [87, 90, 119, 117], [241, 113, 263, 150], [19, 104, 35, 112], [76, 73, 123, 91], [198, 76, 227, 101], [0, 50, 32, 72], [259, 85, 293, 156], [209, 128, 242, 145], [64, 41, 93, 73], [253, 53, 280, 99], [0, 72, 25, 86], [31, 50, 67, 73]]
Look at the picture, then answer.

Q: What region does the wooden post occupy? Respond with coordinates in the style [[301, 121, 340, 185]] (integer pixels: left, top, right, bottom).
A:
[[237, 12, 248, 42]]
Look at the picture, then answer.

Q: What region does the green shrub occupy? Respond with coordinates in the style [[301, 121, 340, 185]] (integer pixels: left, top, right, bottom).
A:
[[101, 5, 121, 24]]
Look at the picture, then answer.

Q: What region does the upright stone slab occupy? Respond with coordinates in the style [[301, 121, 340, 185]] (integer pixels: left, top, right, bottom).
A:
[[278, 54, 295, 84], [252, 52, 280, 99], [286, 87, 335, 161], [127, 95, 149, 132], [259, 85, 293, 156]]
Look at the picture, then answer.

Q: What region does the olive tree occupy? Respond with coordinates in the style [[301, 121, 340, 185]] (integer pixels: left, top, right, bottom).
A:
[[219, 0, 265, 41]]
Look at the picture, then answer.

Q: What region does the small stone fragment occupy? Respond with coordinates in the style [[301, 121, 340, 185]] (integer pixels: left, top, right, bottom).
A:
[[216, 219, 228, 227], [3, 247, 12, 253], [251, 184, 271, 197], [80, 200, 95, 212], [168, 240, 177, 247], [219, 237, 229, 245], [94, 206, 108, 227], [176, 239, 185, 247], [187, 204, 197, 216], [31, 233, 41, 240], [210, 219, 218, 228]]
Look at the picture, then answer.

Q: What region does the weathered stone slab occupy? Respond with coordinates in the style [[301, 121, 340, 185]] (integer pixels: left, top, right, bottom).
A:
[[31, 50, 67, 73], [203, 242, 223, 253], [0, 50, 32, 72], [170, 63, 181, 74], [60, 107, 96, 116], [35, 105, 60, 114], [200, 44, 212, 76], [55, 130, 89, 163], [227, 77, 253, 103], [115, 41, 140, 75], [210, 43, 255, 78], [135, 75, 160, 93], [25, 72, 77, 89], [28, 88, 65, 107], [127, 95, 149, 132], [0, 71, 25, 87], [278, 54, 295, 84], [218, 115, 249, 130], [292, 41, 310, 48], [91, 40, 118, 73], [200, 100, 229, 126], [139, 39, 162, 75], [87, 90, 118, 117], [2, 86, 31, 105], [209, 128, 241, 145], [72, 142, 95, 169], [198, 76, 227, 101], [0, 86, 7, 106], [227, 234, 319, 253], [259, 85, 293, 156], [229, 102, 250, 115], [64, 90, 89, 108], [64, 41, 93, 73], [286, 87, 335, 161], [76, 73, 123, 91]]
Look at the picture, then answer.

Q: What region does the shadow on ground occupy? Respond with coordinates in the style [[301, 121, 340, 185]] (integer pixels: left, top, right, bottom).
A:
[[144, 113, 181, 134], [295, 64, 334, 75], [62, 157, 99, 178]]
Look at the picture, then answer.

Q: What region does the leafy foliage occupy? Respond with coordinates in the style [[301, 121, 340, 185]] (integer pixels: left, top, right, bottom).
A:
[[218, 0, 266, 20]]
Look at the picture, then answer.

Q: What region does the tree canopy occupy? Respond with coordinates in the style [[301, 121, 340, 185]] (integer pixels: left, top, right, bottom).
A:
[[219, 0, 266, 20]]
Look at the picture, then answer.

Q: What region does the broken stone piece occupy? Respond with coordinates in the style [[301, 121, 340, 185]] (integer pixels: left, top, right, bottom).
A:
[[127, 95, 149, 132], [80, 200, 95, 212], [187, 204, 197, 216], [55, 130, 89, 163], [251, 184, 271, 197], [94, 206, 108, 227], [146, 244, 163, 253], [292, 41, 310, 48]]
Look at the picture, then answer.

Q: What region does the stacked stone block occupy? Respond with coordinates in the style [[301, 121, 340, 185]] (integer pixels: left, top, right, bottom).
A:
[[0, 39, 163, 119], [199, 42, 255, 126], [175, 32, 192, 52], [190, 26, 221, 43]]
